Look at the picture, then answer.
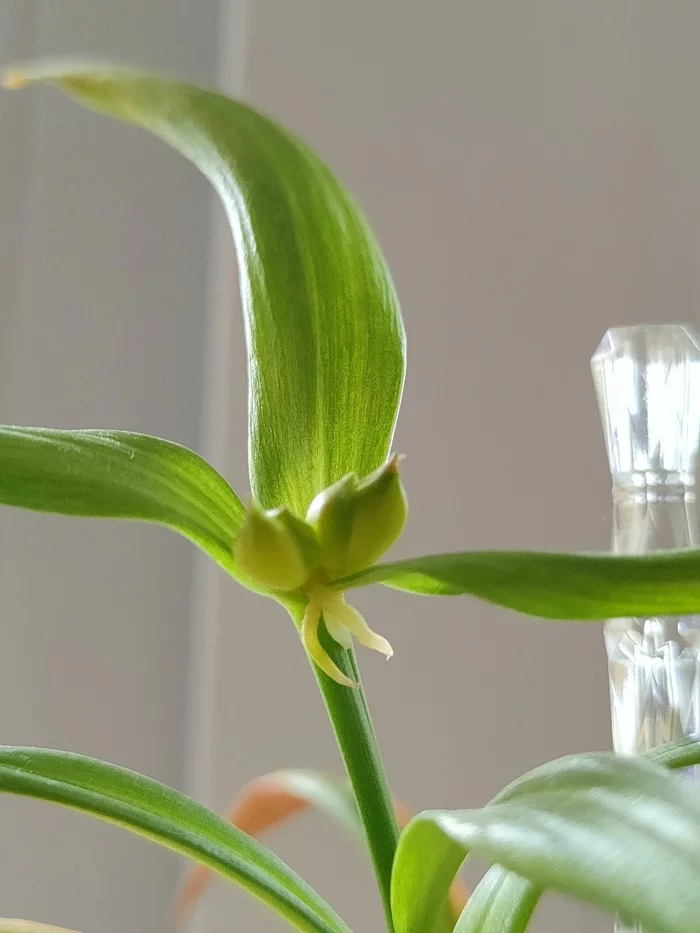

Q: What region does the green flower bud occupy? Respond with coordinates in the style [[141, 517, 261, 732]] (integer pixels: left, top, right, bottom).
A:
[[305, 473, 358, 575], [306, 454, 408, 577], [234, 503, 320, 591]]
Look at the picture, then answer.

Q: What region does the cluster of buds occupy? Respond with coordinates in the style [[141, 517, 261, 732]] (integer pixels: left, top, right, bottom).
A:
[[234, 455, 407, 685]]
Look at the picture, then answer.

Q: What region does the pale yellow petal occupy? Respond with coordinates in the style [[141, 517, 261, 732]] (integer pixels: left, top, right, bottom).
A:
[[301, 602, 357, 687], [326, 597, 393, 659], [323, 612, 353, 648]]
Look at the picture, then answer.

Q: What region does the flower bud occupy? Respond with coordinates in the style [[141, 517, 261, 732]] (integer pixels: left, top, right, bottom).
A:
[[305, 473, 358, 575], [306, 454, 407, 577], [234, 503, 320, 591]]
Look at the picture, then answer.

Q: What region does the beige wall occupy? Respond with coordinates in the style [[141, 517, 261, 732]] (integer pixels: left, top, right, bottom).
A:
[[2, 3, 700, 933], [0, 2, 219, 931], [195, 3, 700, 933]]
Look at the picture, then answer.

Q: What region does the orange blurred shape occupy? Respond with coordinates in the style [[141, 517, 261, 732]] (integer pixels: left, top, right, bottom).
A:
[[173, 773, 467, 926]]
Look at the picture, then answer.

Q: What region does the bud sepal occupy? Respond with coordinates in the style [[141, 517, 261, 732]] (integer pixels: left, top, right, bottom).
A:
[[233, 503, 320, 592], [306, 454, 407, 578]]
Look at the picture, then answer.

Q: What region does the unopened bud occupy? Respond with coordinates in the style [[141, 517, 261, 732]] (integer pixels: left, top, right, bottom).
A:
[[305, 473, 358, 576], [306, 455, 408, 577], [234, 504, 319, 591]]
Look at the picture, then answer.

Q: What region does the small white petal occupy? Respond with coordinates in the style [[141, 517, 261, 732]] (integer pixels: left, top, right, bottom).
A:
[[323, 613, 353, 648], [301, 600, 356, 687], [325, 595, 393, 659]]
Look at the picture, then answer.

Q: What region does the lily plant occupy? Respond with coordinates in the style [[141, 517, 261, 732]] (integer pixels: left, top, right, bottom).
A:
[[1, 60, 700, 933]]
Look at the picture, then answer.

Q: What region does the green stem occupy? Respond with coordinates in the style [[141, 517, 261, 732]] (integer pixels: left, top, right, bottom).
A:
[[312, 619, 400, 932]]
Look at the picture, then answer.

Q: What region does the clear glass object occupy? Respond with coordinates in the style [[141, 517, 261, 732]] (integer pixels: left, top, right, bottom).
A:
[[592, 324, 700, 933], [592, 324, 700, 758]]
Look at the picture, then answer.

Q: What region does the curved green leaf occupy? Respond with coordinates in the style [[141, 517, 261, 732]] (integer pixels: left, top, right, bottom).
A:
[[450, 737, 700, 933], [335, 549, 700, 619], [0, 747, 350, 933], [5, 61, 406, 516], [392, 751, 700, 933], [453, 867, 539, 933], [0, 427, 245, 577]]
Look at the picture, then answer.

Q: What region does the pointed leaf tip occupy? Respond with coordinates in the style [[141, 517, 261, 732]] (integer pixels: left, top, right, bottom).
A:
[[13, 59, 406, 515], [0, 426, 247, 581]]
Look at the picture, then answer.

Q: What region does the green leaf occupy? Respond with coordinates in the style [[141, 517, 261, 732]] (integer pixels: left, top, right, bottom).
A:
[[5, 61, 406, 516], [335, 549, 700, 618], [391, 752, 700, 933], [0, 427, 245, 578], [452, 867, 539, 933], [644, 735, 700, 771], [0, 747, 350, 933], [450, 738, 700, 933]]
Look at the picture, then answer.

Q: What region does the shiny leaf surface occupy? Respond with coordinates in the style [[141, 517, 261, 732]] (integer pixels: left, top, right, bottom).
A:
[[449, 737, 700, 933], [0, 747, 350, 933], [0, 427, 244, 575], [5, 61, 406, 516], [337, 549, 700, 618], [392, 751, 700, 933], [453, 867, 539, 933]]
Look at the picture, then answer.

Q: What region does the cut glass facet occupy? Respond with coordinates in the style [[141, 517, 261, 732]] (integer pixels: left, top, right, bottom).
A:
[[592, 324, 700, 932]]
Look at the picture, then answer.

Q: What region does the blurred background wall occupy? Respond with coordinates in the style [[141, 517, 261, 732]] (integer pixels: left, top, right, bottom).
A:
[[2, 2, 700, 933], [0, 1, 220, 931]]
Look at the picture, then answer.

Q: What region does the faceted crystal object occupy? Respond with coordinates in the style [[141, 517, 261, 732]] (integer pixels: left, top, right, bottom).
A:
[[592, 324, 700, 933], [593, 324, 700, 756], [593, 324, 700, 487]]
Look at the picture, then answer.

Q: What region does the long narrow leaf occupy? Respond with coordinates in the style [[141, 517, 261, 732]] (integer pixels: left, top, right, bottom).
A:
[[0, 747, 350, 933], [453, 867, 539, 933], [335, 550, 700, 619], [0, 427, 245, 576], [5, 62, 406, 516], [392, 751, 700, 933]]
